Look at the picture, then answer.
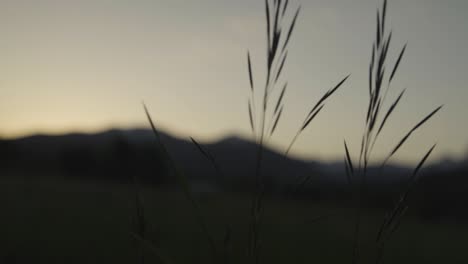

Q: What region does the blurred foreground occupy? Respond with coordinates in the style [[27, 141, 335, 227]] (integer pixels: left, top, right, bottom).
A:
[[1, 175, 468, 264]]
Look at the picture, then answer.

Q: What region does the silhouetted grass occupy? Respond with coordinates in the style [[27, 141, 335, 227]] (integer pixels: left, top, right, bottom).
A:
[[343, 0, 442, 263], [244, 1, 349, 262], [143, 104, 219, 263], [137, 1, 442, 264]]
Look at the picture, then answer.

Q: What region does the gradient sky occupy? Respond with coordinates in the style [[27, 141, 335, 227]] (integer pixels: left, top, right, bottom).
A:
[[0, 0, 467, 165]]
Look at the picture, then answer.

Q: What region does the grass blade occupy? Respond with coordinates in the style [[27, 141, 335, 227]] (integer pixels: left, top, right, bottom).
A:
[[383, 105, 442, 165], [382, 0, 387, 36], [377, 10, 381, 47], [376, 89, 405, 136], [190, 137, 214, 162], [369, 98, 382, 132], [344, 141, 355, 176], [275, 51, 288, 83], [377, 144, 436, 244], [143, 103, 219, 262], [389, 44, 407, 83], [190, 136, 225, 180], [301, 105, 324, 131], [265, 0, 271, 51], [412, 143, 436, 179], [412, 105, 443, 132], [274, 83, 287, 114], [344, 156, 352, 187], [282, 0, 289, 17], [247, 52, 254, 92], [307, 75, 350, 118], [248, 99, 256, 134], [270, 105, 284, 136], [281, 5, 301, 54], [273, 0, 281, 36]]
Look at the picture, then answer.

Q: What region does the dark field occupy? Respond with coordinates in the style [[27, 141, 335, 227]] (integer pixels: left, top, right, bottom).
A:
[[1, 175, 467, 264]]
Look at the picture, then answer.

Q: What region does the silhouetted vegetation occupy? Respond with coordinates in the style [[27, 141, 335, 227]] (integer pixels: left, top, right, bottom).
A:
[[0, 0, 463, 263]]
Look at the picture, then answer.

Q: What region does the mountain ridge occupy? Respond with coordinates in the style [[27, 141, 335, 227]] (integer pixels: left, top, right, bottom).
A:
[[0, 127, 453, 185]]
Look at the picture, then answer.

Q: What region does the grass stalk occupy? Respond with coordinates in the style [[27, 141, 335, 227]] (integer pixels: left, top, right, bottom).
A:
[[343, 1, 443, 263], [246, 2, 348, 262], [143, 103, 219, 263]]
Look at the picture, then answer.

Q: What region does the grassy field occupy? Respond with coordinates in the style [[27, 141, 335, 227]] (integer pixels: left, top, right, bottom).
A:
[[0, 175, 467, 264]]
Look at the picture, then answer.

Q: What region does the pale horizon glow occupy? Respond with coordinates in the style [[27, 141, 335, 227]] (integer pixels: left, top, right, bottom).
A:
[[1, 0, 467, 165]]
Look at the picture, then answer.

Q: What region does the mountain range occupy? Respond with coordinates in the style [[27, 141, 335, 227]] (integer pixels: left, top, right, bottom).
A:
[[1, 128, 468, 221]]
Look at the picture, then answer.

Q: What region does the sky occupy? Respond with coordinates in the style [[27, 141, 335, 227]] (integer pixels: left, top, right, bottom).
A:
[[0, 0, 467, 165]]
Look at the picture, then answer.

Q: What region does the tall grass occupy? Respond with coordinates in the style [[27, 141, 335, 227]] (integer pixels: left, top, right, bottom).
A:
[[138, 0, 442, 264], [245, 1, 348, 262], [131, 105, 220, 264], [343, 0, 442, 263]]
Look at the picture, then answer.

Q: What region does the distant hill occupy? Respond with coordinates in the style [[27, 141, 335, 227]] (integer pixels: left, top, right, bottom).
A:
[[0, 128, 322, 190], [1, 128, 468, 221], [0, 128, 422, 186]]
